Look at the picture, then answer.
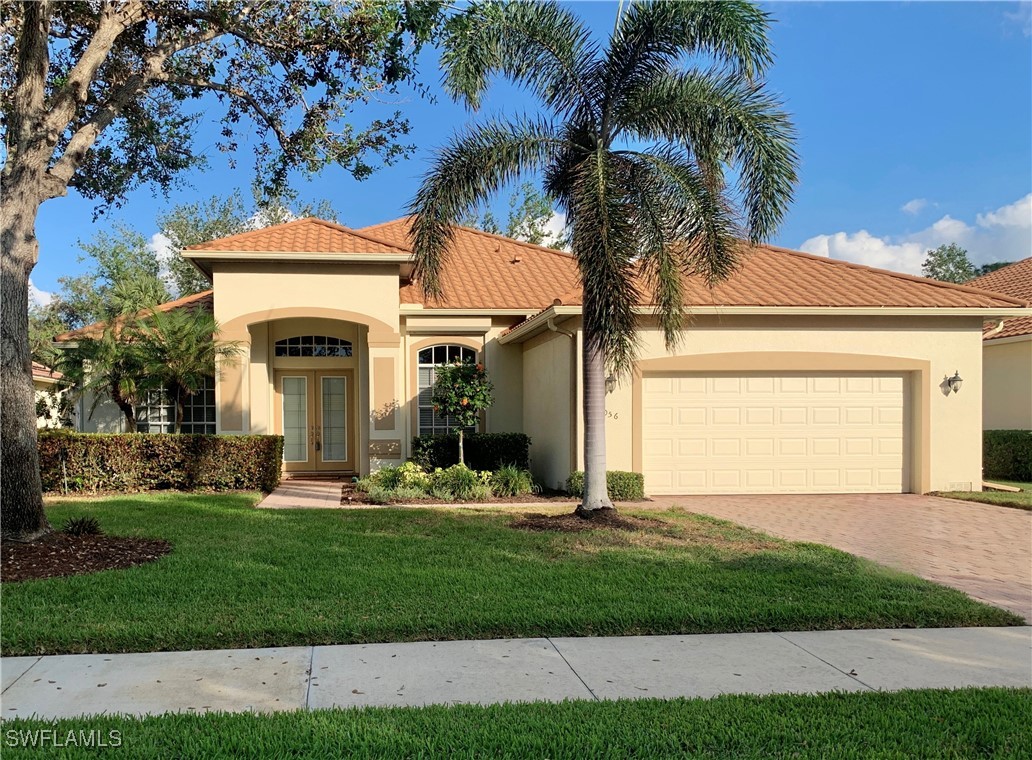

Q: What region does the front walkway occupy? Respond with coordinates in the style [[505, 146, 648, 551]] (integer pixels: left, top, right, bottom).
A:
[[257, 480, 342, 509], [665, 494, 1032, 621], [2, 627, 1028, 719]]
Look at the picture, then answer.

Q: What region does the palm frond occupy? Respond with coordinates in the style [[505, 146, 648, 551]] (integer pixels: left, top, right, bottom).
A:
[[441, 0, 599, 117], [408, 115, 562, 298], [621, 70, 797, 242], [602, 0, 773, 131]]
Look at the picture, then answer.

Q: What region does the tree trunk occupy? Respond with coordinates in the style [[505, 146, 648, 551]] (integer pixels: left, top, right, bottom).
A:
[[457, 428, 464, 466], [174, 386, 185, 434], [576, 333, 614, 517], [110, 385, 136, 433], [1, 195, 51, 541]]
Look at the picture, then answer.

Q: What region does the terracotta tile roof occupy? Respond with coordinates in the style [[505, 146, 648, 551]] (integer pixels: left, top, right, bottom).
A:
[[360, 218, 581, 310], [53, 290, 214, 342], [185, 218, 410, 254], [967, 259, 1032, 340], [547, 243, 1028, 309], [32, 362, 62, 381]]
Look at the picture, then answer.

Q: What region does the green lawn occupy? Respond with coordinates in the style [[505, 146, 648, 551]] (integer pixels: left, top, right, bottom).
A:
[[1, 493, 1020, 656], [938, 482, 1032, 511], [3, 688, 1028, 759]]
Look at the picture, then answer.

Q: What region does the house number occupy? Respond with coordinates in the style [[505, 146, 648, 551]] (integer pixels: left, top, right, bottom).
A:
[[605, 410, 619, 419]]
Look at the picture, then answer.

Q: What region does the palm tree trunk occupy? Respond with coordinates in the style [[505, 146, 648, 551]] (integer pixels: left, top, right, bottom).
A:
[[576, 333, 614, 516], [1, 193, 51, 541], [174, 386, 185, 434]]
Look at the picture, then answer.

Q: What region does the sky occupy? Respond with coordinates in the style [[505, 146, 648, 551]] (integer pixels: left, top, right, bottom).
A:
[[29, 1, 1032, 305]]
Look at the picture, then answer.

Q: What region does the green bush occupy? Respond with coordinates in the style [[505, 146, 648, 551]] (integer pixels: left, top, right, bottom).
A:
[[411, 433, 531, 472], [566, 470, 645, 501], [431, 464, 493, 501], [38, 432, 283, 493], [984, 430, 1032, 481], [491, 465, 535, 496], [63, 516, 102, 536]]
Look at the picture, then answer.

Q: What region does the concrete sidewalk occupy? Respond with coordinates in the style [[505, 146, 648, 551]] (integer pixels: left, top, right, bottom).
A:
[[2, 627, 1029, 719]]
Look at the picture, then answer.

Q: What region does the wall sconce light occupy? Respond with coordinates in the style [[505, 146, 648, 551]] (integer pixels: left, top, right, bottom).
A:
[[605, 374, 617, 394], [947, 371, 963, 394]]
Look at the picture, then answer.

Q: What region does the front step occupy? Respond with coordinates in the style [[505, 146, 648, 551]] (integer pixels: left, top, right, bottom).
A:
[[282, 471, 356, 481]]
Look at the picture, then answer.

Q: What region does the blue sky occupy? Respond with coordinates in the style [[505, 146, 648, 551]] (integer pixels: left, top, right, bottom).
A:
[[30, 1, 1032, 303]]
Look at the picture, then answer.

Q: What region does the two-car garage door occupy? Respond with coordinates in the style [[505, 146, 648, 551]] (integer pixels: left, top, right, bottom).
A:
[[642, 373, 908, 495]]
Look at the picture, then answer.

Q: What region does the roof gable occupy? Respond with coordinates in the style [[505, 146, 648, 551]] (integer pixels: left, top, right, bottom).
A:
[[185, 218, 410, 255]]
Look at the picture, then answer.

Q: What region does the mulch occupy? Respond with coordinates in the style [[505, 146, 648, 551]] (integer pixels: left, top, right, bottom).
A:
[[1, 533, 171, 583], [340, 486, 579, 507], [511, 510, 664, 533]]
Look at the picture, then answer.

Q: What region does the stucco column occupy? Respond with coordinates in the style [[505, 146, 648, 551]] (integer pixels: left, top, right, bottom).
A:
[[366, 331, 403, 471], [216, 328, 250, 435]]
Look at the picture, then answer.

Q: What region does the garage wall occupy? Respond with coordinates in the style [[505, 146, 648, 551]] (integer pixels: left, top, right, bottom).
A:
[[598, 314, 985, 494], [522, 329, 575, 490], [983, 338, 1032, 430]]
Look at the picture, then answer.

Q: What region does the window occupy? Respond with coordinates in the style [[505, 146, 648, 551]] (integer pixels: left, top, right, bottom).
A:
[[417, 344, 478, 436], [136, 376, 216, 434], [274, 335, 352, 357]]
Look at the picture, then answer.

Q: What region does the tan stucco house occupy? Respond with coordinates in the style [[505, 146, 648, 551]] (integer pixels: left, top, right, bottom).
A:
[[33, 361, 70, 429], [58, 217, 1030, 495], [967, 258, 1032, 431]]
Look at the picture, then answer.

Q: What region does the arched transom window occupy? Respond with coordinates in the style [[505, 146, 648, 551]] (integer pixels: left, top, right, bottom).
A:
[[417, 344, 478, 436], [274, 336, 352, 358]]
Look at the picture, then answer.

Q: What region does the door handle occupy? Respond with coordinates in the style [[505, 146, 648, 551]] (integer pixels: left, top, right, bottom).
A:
[[315, 425, 322, 451]]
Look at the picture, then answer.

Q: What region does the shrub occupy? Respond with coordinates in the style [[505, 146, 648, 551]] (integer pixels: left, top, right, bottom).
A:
[[491, 465, 535, 497], [365, 486, 392, 505], [984, 430, 1032, 481], [412, 433, 531, 472], [354, 477, 375, 493], [566, 470, 645, 501], [38, 433, 284, 494], [63, 516, 102, 536], [430, 487, 455, 501], [364, 485, 431, 504], [431, 464, 493, 501], [365, 461, 431, 492]]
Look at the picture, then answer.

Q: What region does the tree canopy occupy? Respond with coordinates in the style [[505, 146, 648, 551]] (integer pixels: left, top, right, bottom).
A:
[[921, 243, 975, 284]]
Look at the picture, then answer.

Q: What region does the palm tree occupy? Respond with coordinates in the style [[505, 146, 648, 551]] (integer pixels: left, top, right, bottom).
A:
[[59, 323, 146, 432], [409, 0, 798, 516], [136, 309, 242, 434]]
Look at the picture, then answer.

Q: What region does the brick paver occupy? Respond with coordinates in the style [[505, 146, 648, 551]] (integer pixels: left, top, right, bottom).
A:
[[257, 479, 343, 509], [663, 494, 1032, 622]]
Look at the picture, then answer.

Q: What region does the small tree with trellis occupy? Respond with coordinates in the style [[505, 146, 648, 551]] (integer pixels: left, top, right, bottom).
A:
[[431, 360, 493, 466]]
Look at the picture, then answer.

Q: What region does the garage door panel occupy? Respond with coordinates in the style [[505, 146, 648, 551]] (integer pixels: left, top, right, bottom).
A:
[[643, 372, 907, 495]]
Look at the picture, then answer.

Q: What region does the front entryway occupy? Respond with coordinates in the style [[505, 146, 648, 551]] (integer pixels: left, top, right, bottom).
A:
[[274, 370, 355, 473]]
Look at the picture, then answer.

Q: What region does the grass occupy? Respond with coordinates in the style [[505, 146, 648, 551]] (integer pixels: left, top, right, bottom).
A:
[[3, 688, 1029, 758], [937, 481, 1032, 510], [1, 493, 1020, 656]]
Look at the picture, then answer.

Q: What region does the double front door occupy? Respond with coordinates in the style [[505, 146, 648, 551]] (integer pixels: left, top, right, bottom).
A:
[[275, 370, 354, 473]]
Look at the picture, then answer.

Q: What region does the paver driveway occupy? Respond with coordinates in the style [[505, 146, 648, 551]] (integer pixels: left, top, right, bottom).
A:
[[663, 494, 1032, 622]]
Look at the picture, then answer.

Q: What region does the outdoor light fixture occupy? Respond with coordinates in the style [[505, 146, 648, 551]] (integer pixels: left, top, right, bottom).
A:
[[605, 374, 617, 394], [947, 371, 963, 394]]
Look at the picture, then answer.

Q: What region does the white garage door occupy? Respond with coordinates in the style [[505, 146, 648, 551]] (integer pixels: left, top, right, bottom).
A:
[[642, 373, 907, 495]]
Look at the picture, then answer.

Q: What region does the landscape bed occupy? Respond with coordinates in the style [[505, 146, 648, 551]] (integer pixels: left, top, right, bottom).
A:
[[3, 688, 1028, 759], [0, 492, 1020, 656]]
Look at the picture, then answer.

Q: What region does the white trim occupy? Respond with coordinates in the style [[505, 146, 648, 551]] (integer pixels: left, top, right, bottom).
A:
[[184, 251, 412, 262], [983, 333, 1032, 347]]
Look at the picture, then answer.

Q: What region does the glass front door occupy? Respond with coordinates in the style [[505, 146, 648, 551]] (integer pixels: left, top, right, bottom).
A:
[[276, 370, 353, 472]]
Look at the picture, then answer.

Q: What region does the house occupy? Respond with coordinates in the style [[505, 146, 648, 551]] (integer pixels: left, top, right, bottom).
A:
[[56, 217, 1029, 495], [967, 258, 1032, 430], [32, 361, 71, 429]]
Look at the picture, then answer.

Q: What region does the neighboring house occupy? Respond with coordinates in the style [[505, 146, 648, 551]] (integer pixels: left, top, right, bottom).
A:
[[54, 218, 1030, 495], [967, 258, 1032, 430], [32, 361, 71, 429]]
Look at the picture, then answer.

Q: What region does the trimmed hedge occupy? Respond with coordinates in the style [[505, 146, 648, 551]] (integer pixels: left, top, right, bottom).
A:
[[411, 433, 531, 472], [984, 430, 1032, 482], [566, 470, 645, 501], [38, 432, 284, 494]]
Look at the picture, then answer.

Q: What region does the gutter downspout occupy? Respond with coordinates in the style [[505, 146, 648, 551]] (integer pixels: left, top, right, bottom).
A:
[[547, 317, 579, 481], [984, 319, 1006, 339]]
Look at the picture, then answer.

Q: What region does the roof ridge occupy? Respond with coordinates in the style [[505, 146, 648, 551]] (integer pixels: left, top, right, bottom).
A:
[[360, 216, 576, 261], [756, 243, 1030, 307], [185, 217, 410, 254]]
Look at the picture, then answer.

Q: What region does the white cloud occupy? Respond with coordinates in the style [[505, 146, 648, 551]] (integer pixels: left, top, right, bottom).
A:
[[900, 198, 928, 215], [1004, 2, 1031, 37], [28, 279, 53, 308], [148, 232, 176, 292], [542, 211, 570, 250], [800, 193, 1032, 275]]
